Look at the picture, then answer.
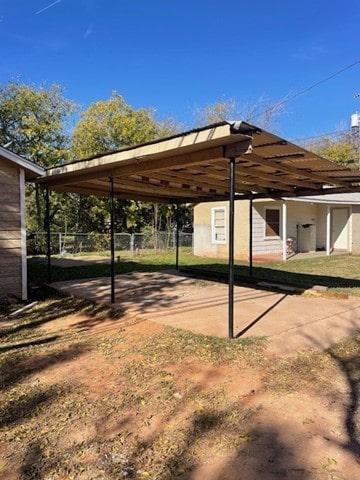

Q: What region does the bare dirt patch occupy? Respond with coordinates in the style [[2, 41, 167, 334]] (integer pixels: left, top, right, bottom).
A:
[[0, 297, 359, 479]]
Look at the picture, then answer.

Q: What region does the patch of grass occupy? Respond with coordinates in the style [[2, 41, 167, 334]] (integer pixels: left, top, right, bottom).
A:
[[28, 251, 360, 297], [261, 351, 335, 393], [328, 330, 360, 360], [140, 326, 267, 366], [262, 332, 360, 394]]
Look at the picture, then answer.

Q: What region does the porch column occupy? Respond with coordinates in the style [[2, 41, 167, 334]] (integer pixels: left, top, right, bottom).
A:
[[326, 205, 331, 255], [228, 157, 236, 339], [282, 200, 287, 261], [109, 177, 115, 303], [45, 187, 52, 284]]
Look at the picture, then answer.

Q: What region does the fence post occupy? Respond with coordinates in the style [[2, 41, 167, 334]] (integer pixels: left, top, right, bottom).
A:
[[130, 233, 135, 257], [59, 233, 62, 255], [175, 204, 180, 270]]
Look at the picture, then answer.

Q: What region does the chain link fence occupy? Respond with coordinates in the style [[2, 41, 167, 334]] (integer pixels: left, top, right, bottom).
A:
[[27, 232, 193, 257]]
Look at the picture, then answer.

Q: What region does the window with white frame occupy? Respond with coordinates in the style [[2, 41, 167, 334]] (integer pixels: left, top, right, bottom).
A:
[[265, 208, 280, 237], [212, 207, 226, 243]]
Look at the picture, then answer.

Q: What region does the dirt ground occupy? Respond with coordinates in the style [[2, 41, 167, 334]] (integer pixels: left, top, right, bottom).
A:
[[1, 294, 360, 480]]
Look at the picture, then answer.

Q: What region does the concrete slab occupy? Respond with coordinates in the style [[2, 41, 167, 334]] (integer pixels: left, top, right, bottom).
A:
[[50, 271, 360, 356]]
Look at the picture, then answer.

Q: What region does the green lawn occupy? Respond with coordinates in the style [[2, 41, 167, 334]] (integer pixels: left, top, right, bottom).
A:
[[27, 249, 360, 297]]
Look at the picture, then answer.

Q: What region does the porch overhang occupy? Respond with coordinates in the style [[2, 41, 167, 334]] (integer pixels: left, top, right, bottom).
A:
[[37, 121, 360, 202]]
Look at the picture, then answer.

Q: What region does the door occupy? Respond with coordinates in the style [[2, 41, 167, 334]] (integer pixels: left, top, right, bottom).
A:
[[332, 208, 349, 250]]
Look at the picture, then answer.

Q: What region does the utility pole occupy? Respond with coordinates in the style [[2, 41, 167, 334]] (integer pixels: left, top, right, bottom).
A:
[[351, 94, 360, 169]]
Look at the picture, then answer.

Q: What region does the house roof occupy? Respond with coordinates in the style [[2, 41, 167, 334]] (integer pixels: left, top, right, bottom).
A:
[[0, 146, 44, 180], [285, 192, 360, 205], [38, 121, 360, 203]]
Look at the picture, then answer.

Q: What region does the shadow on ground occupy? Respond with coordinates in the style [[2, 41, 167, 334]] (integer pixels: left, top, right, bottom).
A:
[[28, 256, 360, 295]]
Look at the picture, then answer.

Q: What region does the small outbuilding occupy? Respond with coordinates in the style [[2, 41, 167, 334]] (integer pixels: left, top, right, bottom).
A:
[[194, 192, 360, 261], [0, 147, 44, 300]]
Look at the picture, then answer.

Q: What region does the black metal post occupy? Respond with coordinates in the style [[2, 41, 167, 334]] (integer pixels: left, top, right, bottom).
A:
[[109, 177, 115, 304], [45, 187, 52, 284], [175, 204, 180, 270], [249, 195, 253, 277], [228, 157, 236, 339]]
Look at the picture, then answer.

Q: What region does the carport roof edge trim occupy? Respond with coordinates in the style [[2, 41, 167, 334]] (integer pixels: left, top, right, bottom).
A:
[[41, 121, 254, 175]]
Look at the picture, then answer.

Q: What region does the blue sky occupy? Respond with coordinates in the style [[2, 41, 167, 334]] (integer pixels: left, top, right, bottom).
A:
[[1, 0, 360, 141]]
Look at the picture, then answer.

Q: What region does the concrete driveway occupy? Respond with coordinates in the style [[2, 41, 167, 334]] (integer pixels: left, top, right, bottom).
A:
[[50, 271, 360, 356]]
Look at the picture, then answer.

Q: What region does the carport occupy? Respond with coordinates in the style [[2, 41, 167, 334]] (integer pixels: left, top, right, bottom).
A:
[[37, 121, 360, 338]]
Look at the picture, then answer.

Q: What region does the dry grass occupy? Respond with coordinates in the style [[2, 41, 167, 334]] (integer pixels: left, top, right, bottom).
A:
[[0, 297, 359, 479]]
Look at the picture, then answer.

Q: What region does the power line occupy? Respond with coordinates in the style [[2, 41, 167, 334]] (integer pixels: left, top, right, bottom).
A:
[[291, 129, 348, 143], [246, 59, 360, 123]]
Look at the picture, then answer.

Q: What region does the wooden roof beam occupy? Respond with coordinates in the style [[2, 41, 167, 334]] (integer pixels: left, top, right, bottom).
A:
[[53, 184, 181, 203], [234, 174, 294, 193], [214, 160, 320, 190], [93, 178, 221, 199], [185, 166, 268, 193], [129, 171, 230, 194], [238, 153, 350, 187]]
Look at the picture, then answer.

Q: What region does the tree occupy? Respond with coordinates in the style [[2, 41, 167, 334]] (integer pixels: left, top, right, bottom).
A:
[[309, 133, 358, 169], [0, 81, 76, 167], [72, 91, 178, 157], [71, 92, 182, 234], [0, 81, 77, 231], [193, 95, 285, 129]]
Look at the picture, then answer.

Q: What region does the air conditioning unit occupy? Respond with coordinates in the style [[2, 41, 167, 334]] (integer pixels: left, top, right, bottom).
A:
[[297, 224, 316, 252]]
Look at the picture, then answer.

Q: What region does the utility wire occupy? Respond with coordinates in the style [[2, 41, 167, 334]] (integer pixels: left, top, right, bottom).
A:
[[291, 129, 348, 143], [246, 59, 360, 123]]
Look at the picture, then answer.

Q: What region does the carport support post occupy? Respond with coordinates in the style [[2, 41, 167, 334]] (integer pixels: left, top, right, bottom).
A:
[[228, 157, 236, 339], [175, 203, 180, 270], [249, 195, 253, 276], [282, 201, 287, 261], [45, 187, 52, 284], [109, 177, 115, 303]]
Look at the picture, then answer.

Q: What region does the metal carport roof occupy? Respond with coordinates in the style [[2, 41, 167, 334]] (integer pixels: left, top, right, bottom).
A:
[[38, 121, 360, 202]]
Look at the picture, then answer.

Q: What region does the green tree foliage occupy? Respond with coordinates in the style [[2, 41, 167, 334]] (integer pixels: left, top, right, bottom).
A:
[[310, 134, 358, 168], [71, 92, 183, 234], [0, 81, 77, 231], [0, 81, 76, 167], [72, 91, 177, 157]]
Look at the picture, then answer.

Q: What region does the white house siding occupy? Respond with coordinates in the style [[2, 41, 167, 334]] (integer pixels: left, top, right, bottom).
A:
[[286, 202, 318, 252], [316, 204, 327, 250], [352, 206, 360, 252], [252, 201, 282, 254], [287, 202, 317, 239], [252, 200, 320, 254]]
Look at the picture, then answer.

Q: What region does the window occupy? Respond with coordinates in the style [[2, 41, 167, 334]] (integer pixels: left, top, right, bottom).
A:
[[265, 208, 280, 237], [212, 207, 226, 243]]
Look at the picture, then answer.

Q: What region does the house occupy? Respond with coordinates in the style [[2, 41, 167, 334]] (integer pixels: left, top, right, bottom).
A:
[[0, 147, 44, 301], [193, 192, 360, 261]]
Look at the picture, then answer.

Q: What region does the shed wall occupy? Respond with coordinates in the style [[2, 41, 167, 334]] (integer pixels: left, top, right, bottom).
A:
[[193, 201, 249, 259], [0, 158, 22, 299]]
